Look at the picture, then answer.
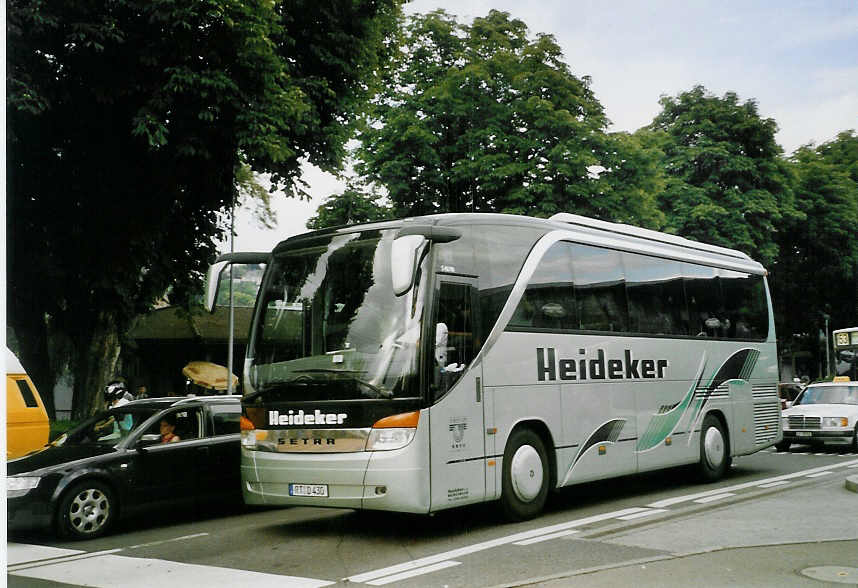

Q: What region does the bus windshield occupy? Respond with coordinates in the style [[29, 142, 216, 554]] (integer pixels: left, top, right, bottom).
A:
[[247, 229, 425, 402]]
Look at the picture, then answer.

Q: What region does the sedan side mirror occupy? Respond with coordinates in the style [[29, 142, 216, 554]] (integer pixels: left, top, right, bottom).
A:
[[136, 434, 162, 450]]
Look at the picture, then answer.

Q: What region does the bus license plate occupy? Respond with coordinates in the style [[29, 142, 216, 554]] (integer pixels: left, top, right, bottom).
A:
[[796, 431, 812, 438], [290, 484, 328, 497]]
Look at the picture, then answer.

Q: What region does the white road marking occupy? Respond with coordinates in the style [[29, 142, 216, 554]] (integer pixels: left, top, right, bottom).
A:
[[365, 561, 461, 585], [647, 458, 858, 508], [8, 548, 124, 572], [757, 480, 790, 488], [513, 530, 579, 545], [8, 544, 334, 588], [616, 508, 668, 521], [806, 471, 833, 478], [346, 507, 647, 583], [128, 532, 209, 549], [849, 464, 858, 468], [693, 492, 735, 504], [5, 544, 84, 566]]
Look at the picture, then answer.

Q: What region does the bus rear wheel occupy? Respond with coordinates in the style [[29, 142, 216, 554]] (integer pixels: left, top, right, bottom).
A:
[[501, 429, 548, 521], [698, 414, 731, 482]]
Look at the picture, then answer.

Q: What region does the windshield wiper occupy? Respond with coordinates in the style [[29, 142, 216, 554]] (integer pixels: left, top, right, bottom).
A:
[[289, 369, 392, 398]]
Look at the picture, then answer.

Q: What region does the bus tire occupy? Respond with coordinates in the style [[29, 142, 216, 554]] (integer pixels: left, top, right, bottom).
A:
[[501, 428, 548, 521], [698, 414, 731, 482]]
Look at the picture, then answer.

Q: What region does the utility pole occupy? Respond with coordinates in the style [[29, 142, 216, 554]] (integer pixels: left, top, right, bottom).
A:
[[227, 197, 235, 396], [821, 312, 831, 378]]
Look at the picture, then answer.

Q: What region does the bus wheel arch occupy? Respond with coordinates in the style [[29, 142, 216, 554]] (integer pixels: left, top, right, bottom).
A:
[[500, 421, 554, 521], [697, 411, 731, 482]]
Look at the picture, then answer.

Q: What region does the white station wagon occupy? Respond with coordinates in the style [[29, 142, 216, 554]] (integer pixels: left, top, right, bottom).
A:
[[778, 381, 858, 452]]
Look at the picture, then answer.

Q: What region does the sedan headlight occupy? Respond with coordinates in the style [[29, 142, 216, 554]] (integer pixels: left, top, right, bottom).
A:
[[781, 417, 789, 430], [7, 476, 41, 498], [822, 417, 848, 428]]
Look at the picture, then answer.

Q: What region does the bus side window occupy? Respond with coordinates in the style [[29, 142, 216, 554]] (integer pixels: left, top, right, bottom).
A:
[[572, 244, 629, 333]]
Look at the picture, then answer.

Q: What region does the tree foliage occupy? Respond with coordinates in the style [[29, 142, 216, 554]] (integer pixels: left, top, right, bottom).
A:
[[648, 86, 797, 266], [7, 0, 403, 417], [306, 185, 393, 230], [353, 10, 661, 225], [771, 131, 858, 354]]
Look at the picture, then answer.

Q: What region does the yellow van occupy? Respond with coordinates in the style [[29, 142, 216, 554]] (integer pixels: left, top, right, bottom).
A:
[[6, 347, 50, 459]]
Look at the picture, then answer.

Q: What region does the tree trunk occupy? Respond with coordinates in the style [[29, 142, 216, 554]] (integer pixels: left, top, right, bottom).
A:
[[72, 310, 122, 419]]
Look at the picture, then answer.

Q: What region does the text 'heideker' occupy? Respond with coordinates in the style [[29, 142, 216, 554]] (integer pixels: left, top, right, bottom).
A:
[[268, 409, 348, 426], [537, 348, 669, 381]]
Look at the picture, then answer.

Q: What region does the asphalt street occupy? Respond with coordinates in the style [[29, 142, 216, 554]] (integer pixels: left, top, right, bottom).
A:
[[7, 446, 858, 588]]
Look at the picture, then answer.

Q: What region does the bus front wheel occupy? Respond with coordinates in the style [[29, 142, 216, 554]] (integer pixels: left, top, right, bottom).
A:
[[501, 428, 548, 521], [698, 414, 731, 482]]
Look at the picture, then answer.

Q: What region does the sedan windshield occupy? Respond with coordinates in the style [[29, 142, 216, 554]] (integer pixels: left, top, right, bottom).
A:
[[794, 385, 858, 406], [248, 229, 425, 401], [53, 408, 159, 446]]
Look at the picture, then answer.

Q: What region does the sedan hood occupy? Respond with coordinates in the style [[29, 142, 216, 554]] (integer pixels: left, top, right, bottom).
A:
[[7, 444, 118, 476], [783, 404, 858, 418]]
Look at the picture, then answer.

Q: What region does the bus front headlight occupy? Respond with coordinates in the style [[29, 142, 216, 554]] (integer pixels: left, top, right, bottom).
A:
[[366, 411, 419, 451]]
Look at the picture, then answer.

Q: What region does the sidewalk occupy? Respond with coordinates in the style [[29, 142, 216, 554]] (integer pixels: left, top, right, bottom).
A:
[[525, 474, 858, 587]]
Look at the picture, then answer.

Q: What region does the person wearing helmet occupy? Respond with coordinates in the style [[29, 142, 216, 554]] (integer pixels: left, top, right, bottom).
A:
[[95, 380, 134, 439]]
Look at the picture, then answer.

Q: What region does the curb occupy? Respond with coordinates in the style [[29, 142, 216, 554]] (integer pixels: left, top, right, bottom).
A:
[[847, 475, 858, 494]]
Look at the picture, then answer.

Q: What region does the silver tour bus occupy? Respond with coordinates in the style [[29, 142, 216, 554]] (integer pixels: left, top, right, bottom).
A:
[[206, 212, 780, 520]]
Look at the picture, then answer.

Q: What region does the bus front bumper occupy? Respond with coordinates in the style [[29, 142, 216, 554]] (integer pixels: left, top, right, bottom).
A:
[[241, 443, 430, 513]]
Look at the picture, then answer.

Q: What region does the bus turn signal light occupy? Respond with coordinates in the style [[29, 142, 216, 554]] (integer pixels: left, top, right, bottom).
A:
[[240, 415, 255, 431], [372, 411, 420, 429]]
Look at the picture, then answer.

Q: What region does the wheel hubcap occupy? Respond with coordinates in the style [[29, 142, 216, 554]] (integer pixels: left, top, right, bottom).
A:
[[510, 444, 543, 502], [69, 488, 109, 534], [704, 426, 725, 469]]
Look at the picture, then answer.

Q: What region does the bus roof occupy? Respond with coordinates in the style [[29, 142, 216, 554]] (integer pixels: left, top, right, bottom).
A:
[[274, 212, 766, 275]]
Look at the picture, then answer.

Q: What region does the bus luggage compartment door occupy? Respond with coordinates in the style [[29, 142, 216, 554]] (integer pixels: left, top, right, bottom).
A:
[[729, 379, 755, 454]]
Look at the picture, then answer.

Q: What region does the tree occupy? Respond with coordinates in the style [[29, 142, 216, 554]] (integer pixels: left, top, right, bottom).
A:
[[648, 86, 797, 266], [772, 132, 858, 366], [7, 0, 403, 418], [353, 10, 661, 224], [306, 184, 393, 230]]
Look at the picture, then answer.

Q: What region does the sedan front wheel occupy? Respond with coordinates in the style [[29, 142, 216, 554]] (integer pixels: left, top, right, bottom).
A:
[[57, 480, 115, 540]]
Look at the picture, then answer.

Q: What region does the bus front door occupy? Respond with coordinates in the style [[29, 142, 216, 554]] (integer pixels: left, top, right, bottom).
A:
[[428, 277, 486, 510]]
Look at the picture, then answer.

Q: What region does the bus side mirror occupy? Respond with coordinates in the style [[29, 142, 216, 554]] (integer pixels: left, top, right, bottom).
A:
[[204, 252, 270, 313], [391, 225, 461, 296], [205, 260, 231, 313], [391, 235, 427, 296]]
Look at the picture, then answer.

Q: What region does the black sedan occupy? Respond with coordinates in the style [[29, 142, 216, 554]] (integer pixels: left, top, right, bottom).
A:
[[7, 395, 242, 539]]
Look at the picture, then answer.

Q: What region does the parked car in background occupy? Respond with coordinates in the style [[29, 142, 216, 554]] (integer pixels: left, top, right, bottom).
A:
[[778, 380, 858, 452], [7, 395, 241, 539], [6, 347, 50, 459]]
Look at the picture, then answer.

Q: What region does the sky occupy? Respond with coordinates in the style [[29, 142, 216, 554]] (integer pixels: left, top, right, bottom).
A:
[[227, 0, 858, 253]]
